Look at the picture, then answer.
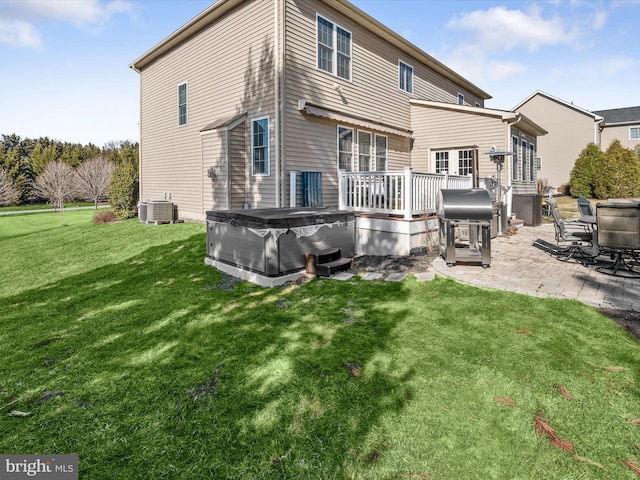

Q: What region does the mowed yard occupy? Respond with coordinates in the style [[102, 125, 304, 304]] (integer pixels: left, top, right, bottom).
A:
[[1, 210, 639, 479]]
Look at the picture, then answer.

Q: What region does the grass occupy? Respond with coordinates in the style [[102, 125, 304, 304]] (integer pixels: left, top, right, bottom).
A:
[[1, 212, 639, 479], [0, 201, 97, 213]]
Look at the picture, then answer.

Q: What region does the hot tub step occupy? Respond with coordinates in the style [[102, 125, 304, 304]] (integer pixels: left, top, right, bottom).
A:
[[315, 256, 354, 277]]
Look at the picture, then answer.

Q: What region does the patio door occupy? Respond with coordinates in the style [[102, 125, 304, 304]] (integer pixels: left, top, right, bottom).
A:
[[432, 148, 473, 176]]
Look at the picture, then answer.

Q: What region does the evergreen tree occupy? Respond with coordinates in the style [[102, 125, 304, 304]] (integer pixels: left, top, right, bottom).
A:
[[569, 143, 603, 198], [594, 140, 640, 199]]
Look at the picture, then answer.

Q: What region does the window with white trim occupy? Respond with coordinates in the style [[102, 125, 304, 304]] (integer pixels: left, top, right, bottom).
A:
[[338, 126, 353, 171], [457, 93, 464, 105], [375, 135, 387, 170], [358, 131, 371, 171], [399, 61, 413, 94], [252, 117, 269, 176], [458, 149, 473, 176], [529, 143, 536, 180], [435, 151, 449, 174], [512, 136, 519, 181], [317, 15, 351, 80], [178, 83, 187, 126], [522, 140, 528, 181], [631, 127, 640, 140]]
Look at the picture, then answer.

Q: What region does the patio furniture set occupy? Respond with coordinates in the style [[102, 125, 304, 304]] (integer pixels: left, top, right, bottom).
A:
[[547, 196, 640, 277]]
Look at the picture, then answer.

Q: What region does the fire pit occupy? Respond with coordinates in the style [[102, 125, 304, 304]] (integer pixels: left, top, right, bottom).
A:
[[437, 189, 492, 267]]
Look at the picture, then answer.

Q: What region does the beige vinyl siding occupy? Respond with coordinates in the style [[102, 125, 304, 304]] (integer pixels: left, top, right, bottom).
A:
[[281, 0, 461, 206], [411, 105, 504, 179], [601, 124, 640, 150], [139, 0, 276, 221], [229, 123, 247, 209], [201, 132, 227, 211], [516, 95, 596, 191]]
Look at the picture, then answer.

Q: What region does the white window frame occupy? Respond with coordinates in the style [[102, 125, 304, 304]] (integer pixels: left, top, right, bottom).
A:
[[337, 126, 354, 172], [630, 126, 640, 140], [522, 140, 528, 181], [434, 151, 449, 174], [316, 14, 352, 81], [529, 143, 536, 180], [178, 82, 187, 126], [251, 116, 269, 176], [399, 61, 413, 94], [458, 149, 473, 176], [375, 134, 387, 171], [457, 93, 464, 105]]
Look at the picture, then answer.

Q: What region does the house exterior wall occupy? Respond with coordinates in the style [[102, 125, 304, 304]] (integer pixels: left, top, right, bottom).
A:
[[516, 94, 596, 191], [410, 105, 505, 180], [601, 124, 640, 151], [281, 0, 481, 207], [137, 0, 276, 221]]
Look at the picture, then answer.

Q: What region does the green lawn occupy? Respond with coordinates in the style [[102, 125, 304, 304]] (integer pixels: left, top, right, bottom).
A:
[[1, 211, 639, 479]]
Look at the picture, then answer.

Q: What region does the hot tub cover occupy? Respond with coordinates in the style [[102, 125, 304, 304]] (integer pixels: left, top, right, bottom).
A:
[[206, 207, 354, 229]]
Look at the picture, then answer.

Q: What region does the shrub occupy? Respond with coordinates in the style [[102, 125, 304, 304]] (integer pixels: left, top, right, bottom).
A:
[[107, 161, 139, 220], [93, 210, 118, 224], [594, 140, 640, 199], [569, 143, 602, 198]]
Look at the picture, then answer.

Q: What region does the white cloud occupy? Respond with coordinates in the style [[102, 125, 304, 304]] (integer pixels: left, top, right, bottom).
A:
[[446, 6, 575, 53], [0, 0, 133, 48], [0, 19, 41, 48]]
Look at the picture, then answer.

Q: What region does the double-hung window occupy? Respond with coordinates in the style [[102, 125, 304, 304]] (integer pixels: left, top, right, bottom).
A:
[[512, 136, 519, 181], [375, 135, 387, 171], [317, 14, 351, 80], [457, 93, 464, 105], [252, 117, 269, 176], [178, 83, 187, 126], [358, 131, 371, 171], [631, 127, 640, 140], [522, 140, 528, 181], [338, 127, 353, 171], [399, 61, 413, 94], [529, 143, 536, 180]]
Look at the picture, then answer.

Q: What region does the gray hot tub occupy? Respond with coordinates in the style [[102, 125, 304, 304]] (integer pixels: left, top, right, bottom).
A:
[[206, 207, 355, 277]]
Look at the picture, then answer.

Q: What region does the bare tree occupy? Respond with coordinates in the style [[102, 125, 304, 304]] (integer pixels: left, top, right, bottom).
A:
[[75, 155, 117, 208], [33, 161, 76, 225], [0, 166, 20, 206]]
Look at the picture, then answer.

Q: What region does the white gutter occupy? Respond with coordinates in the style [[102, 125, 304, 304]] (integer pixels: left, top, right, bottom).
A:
[[594, 117, 605, 146]]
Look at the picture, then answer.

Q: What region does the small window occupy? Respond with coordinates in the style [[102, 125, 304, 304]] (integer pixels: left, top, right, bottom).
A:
[[630, 127, 640, 140], [317, 14, 351, 80], [337, 126, 353, 171], [357, 131, 371, 171], [399, 61, 413, 94], [435, 151, 449, 174], [252, 117, 269, 176], [458, 150, 473, 176], [375, 135, 387, 170], [457, 93, 464, 105], [178, 83, 187, 126], [475, 102, 481, 108]]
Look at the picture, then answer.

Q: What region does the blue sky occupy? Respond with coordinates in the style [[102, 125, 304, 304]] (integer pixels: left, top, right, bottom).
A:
[[1, 0, 639, 146]]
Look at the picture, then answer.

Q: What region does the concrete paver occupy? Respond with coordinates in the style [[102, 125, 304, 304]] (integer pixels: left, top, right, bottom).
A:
[[431, 223, 640, 312]]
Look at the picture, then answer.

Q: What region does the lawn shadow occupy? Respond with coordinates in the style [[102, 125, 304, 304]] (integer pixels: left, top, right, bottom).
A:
[[0, 234, 414, 479]]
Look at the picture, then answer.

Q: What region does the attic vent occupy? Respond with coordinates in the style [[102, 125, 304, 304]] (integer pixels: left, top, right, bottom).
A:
[[147, 201, 174, 223]]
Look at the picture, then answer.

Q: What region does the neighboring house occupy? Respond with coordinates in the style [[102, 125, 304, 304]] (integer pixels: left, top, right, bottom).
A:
[[515, 91, 640, 192], [130, 0, 544, 222], [514, 91, 602, 192], [592, 106, 640, 152]]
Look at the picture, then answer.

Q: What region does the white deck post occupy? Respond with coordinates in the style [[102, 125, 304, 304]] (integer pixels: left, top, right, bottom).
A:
[[403, 167, 413, 220], [338, 169, 346, 211], [289, 171, 298, 208]]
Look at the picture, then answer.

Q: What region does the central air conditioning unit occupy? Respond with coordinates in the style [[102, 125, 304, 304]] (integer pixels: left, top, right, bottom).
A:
[[147, 200, 174, 223]]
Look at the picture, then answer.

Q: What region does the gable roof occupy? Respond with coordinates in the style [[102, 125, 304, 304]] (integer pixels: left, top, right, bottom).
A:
[[513, 90, 603, 121], [592, 106, 640, 125], [129, 0, 491, 101]]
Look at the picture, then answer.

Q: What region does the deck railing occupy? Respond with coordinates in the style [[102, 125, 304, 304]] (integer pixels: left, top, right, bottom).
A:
[[338, 168, 472, 219]]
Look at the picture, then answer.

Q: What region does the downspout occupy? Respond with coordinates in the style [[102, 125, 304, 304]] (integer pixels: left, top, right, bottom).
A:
[[273, 0, 282, 207], [504, 113, 522, 219], [594, 117, 604, 147]]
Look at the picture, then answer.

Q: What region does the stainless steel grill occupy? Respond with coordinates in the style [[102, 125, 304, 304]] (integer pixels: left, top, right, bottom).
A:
[[437, 189, 492, 267]]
